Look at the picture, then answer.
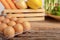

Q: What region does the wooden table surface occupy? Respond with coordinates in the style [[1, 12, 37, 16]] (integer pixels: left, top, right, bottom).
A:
[[1, 17, 60, 40]]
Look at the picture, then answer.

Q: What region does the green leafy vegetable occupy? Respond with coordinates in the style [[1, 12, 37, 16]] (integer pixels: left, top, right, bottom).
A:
[[45, 0, 60, 16]]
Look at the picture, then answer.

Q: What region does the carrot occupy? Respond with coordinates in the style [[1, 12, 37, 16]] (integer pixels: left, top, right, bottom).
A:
[[12, 0, 19, 9], [6, 0, 17, 9], [0, 0, 11, 9]]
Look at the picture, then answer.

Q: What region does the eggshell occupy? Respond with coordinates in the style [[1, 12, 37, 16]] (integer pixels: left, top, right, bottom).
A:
[[8, 21, 16, 26], [22, 21, 31, 31], [6, 14, 12, 19], [4, 27, 15, 38], [16, 18, 25, 24], [0, 23, 8, 32], [0, 22, 2, 24], [2, 18, 10, 23], [10, 17, 17, 21], [13, 24, 23, 34], [0, 16, 5, 21]]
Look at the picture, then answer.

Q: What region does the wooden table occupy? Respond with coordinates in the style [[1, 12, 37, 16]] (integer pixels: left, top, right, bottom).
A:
[[1, 17, 60, 40]]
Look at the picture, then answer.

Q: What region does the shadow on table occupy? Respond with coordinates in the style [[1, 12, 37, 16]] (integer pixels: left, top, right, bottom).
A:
[[45, 16, 60, 23]]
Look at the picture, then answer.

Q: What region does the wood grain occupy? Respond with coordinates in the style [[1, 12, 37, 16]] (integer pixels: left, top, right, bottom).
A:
[[6, 13, 45, 17], [3, 9, 45, 14]]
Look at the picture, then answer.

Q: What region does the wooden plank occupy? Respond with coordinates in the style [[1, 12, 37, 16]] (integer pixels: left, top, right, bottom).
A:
[[3, 9, 45, 14], [18, 17, 45, 21], [6, 13, 45, 17]]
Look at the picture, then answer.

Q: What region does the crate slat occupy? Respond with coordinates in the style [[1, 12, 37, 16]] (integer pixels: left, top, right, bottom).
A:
[[18, 17, 45, 21], [6, 13, 45, 17], [3, 9, 45, 21], [3, 9, 45, 14]]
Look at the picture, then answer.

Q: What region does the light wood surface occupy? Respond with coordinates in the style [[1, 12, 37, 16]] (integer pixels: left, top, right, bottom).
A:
[[6, 13, 45, 17], [3, 9, 45, 21], [18, 17, 45, 21], [3, 9, 45, 14]]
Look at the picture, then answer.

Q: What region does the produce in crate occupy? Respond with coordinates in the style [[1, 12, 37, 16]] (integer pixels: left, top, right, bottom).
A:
[[45, 0, 60, 16], [1, 0, 43, 9], [0, 0, 11, 9], [46, 3, 60, 16], [13, 0, 27, 9], [6, 0, 17, 9], [51, 3, 60, 16], [27, 0, 42, 9], [4, 26, 15, 38]]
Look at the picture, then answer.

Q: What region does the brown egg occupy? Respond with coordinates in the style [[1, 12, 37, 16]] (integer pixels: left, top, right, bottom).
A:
[[16, 18, 25, 24], [0, 23, 8, 32], [22, 21, 31, 32], [4, 27, 15, 38], [10, 17, 17, 21], [6, 14, 12, 19], [13, 24, 23, 34], [8, 21, 16, 26], [0, 22, 1, 24], [2, 18, 10, 23], [0, 16, 5, 21]]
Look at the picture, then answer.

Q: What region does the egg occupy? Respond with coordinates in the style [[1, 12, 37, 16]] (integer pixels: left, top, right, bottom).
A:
[[0, 22, 1, 24], [22, 21, 31, 32], [0, 23, 8, 32], [10, 17, 17, 21], [2, 18, 10, 23], [4, 27, 15, 38], [8, 21, 16, 26], [0, 16, 5, 21], [13, 24, 23, 34], [6, 14, 12, 19], [16, 18, 25, 24]]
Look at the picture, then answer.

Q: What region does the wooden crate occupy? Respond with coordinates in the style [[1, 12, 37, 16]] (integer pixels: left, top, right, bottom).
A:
[[3, 9, 45, 21]]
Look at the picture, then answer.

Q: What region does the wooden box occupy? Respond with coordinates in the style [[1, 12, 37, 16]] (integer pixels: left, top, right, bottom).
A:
[[3, 9, 45, 21]]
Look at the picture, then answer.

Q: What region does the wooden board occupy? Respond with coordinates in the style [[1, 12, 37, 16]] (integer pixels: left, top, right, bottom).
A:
[[6, 13, 45, 17], [3, 9, 45, 21], [3, 9, 45, 14], [18, 17, 45, 21]]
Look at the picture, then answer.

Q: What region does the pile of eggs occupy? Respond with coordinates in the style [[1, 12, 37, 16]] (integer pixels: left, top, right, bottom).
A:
[[0, 16, 31, 38]]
